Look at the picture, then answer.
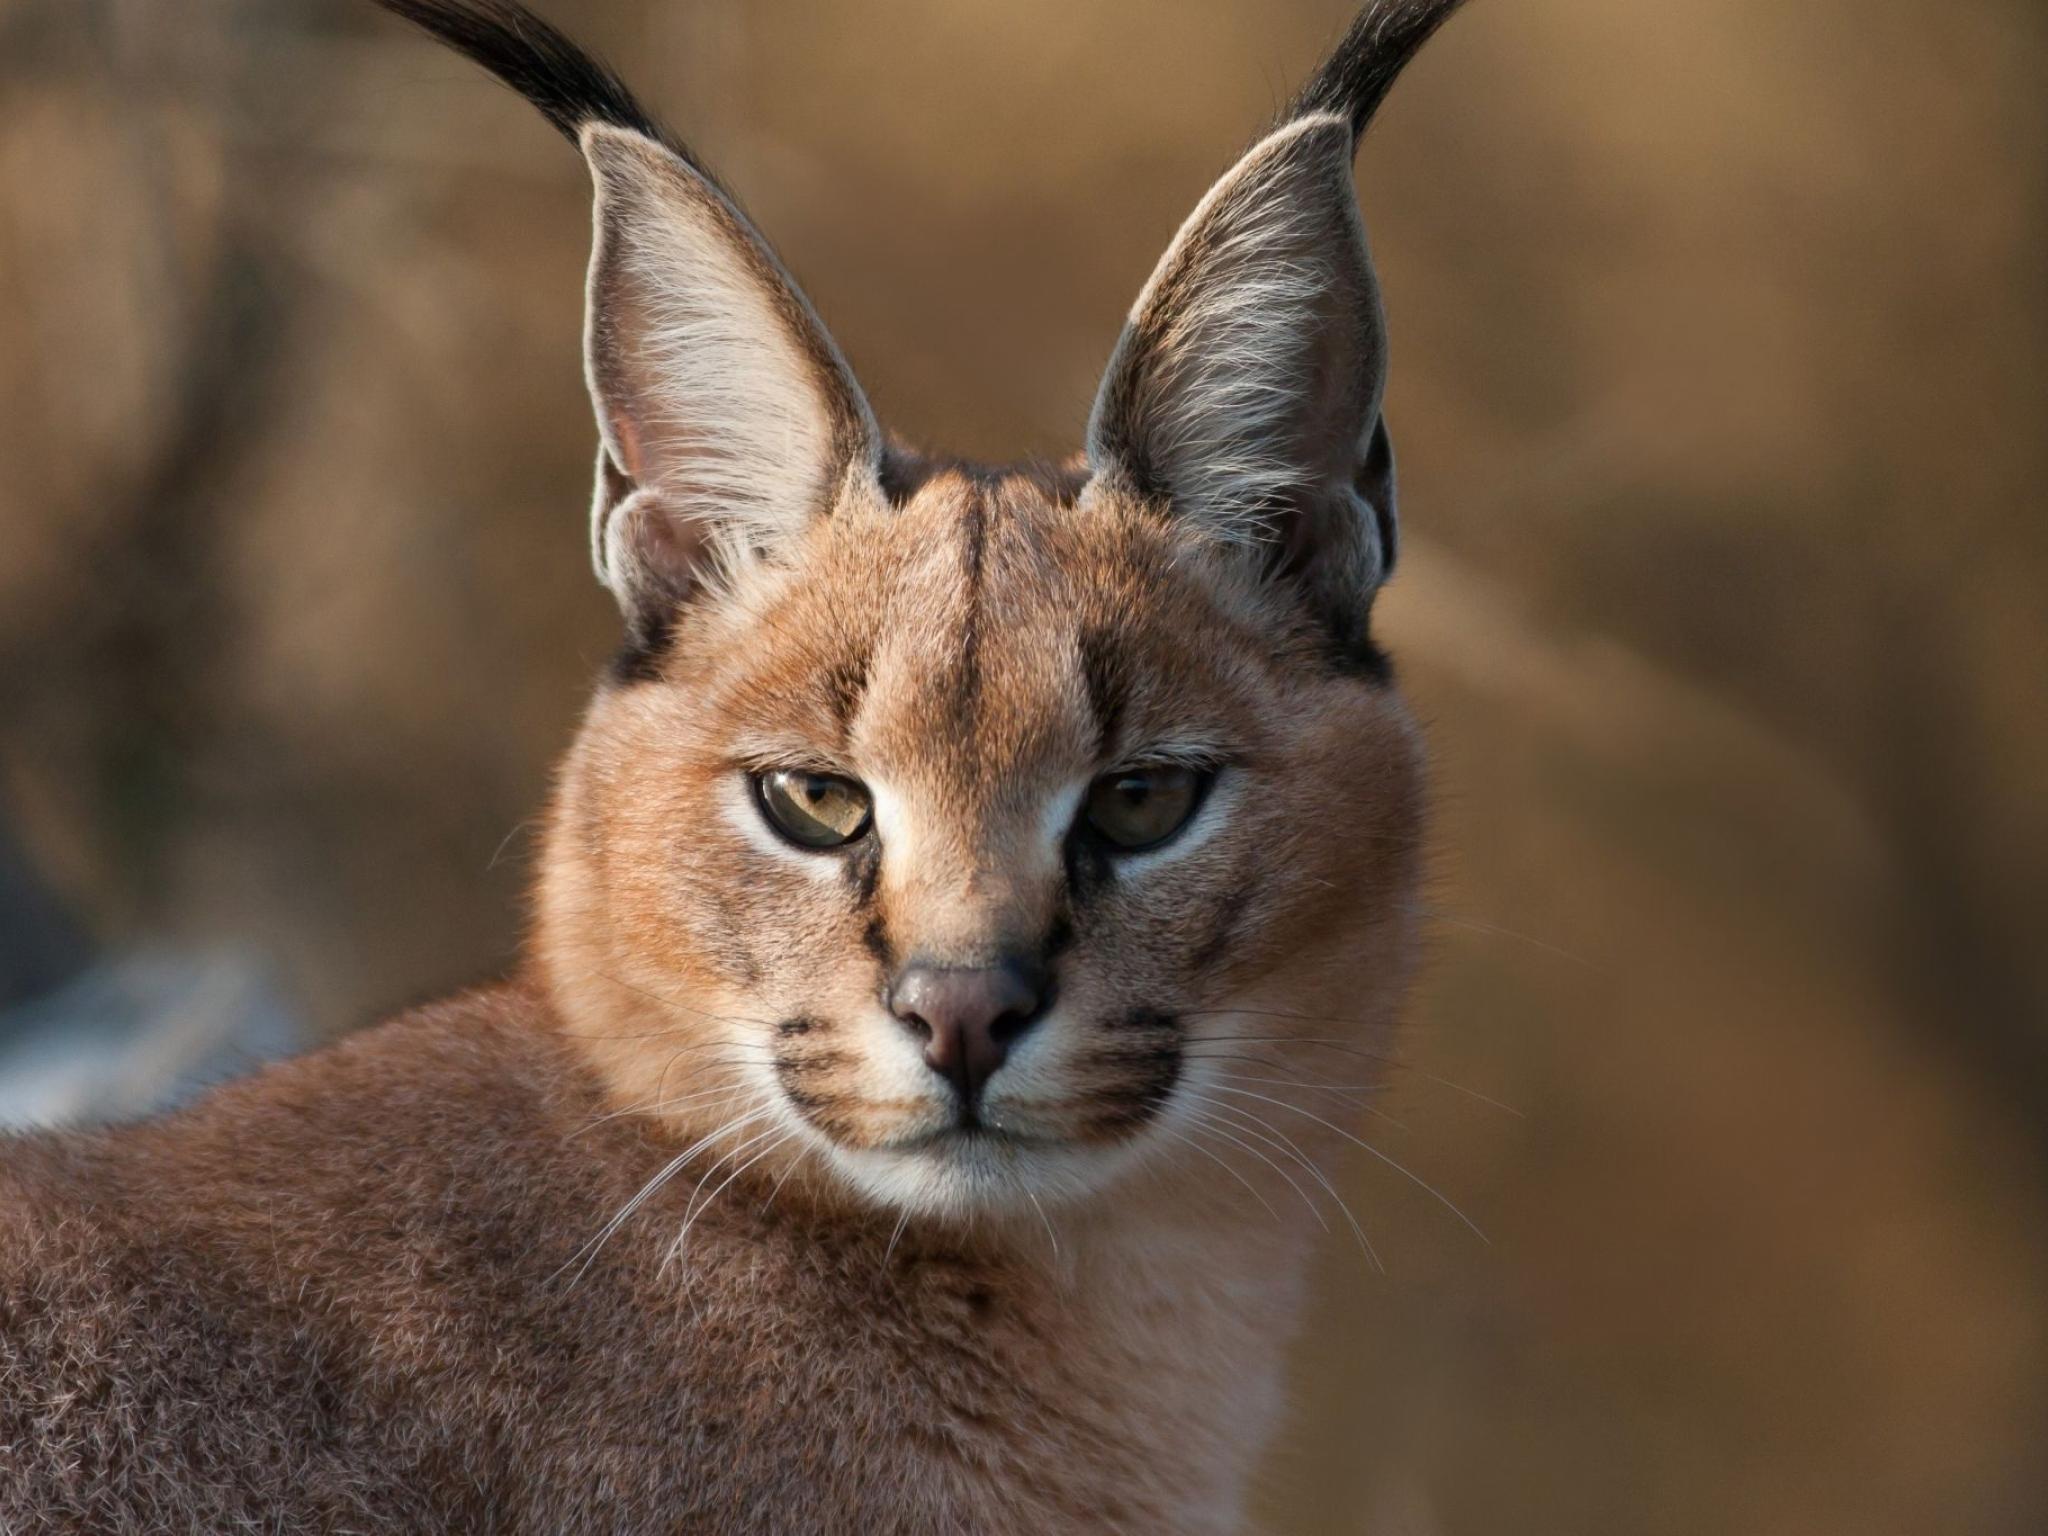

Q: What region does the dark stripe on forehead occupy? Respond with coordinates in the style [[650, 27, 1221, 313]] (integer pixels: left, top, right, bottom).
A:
[[825, 649, 870, 742], [1077, 627, 1126, 762], [948, 494, 989, 733]]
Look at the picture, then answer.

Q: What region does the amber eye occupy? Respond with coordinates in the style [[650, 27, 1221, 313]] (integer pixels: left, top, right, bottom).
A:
[[755, 769, 873, 849], [1082, 765, 1208, 852]]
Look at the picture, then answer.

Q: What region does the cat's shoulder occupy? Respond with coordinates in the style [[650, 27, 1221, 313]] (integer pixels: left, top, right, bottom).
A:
[[0, 983, 608, 1258]]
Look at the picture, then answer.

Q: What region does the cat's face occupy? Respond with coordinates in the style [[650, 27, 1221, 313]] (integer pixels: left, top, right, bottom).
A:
[[540, 465, 1424, 1216], [412, 0, 1466, 1216]]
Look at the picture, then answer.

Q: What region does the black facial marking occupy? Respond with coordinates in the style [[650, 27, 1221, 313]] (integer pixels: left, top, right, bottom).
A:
[[860, 913, 894, 971], [1117, 1007, 1184, 1036], [876, 456, 918, 505], [1085, 1015, 1183, 1136], [842, 839, 882, 908], [843, 836, 890, 971], [774, 1048, 848, 1079], [877, 444, 945, 505], [1321, 614, 1395, 685], [1042, 907, 1075, 964], [949, 496, 989, 733], [1190, 882, 1255, 974], [775, 1016, 817, 1038], [1077, 627, 1126, 761], [1063, 828, 1117, 907], [824, 651, 871, 739], [606, 600, 682, 686], [777, 1081, 836, 1115]]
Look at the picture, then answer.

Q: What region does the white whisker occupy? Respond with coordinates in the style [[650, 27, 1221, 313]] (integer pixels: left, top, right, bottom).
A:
[[555, 1103, 775, 1288], [1026, 1191, 1062, 1267], [1152, 1124, 1281, 1222], [1206, 1084, 1488, 1244], [1186, 1093, 1383, 1274]]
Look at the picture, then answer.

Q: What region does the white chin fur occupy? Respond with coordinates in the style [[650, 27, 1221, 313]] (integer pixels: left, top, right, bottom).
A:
[[818, 1130, 1152, 1221]]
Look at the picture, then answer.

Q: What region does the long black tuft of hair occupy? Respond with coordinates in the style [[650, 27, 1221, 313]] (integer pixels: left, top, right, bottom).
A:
[[370, 0, 708, 171], [1290, 0, 1472, 145]]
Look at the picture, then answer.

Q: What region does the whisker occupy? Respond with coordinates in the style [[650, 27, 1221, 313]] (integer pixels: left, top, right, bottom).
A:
[[1026, 1191, 1062, 1268], [1206, 1085, 1489, 1244], [762, 1140, 809, 1216], [1198, 1069, 1409, 1131], [670, 1125, 791, 1267], [1400, 902, 1591, 968], [569, 1080, 753, 1139], [486, 815, 541, 872], [555, 1104, 775, 1287], [1152, 1124, 1281, 1222], [586, 969, 783, 1034], [881, 1209, 912, 1271], [1175, 1103, 1329, 1236], [1183, 1093, 1382, 1273], [1187, 1027, 1522, 1117], [1182, 1056, 1392, 1095]]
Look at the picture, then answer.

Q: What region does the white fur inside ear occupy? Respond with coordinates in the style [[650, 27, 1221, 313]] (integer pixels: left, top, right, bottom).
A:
[[581, 125, 877, 598], [1088, 113, 1382, 546]]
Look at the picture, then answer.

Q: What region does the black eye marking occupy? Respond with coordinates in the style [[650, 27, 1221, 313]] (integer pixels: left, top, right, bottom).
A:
[[842, 839, 882, 904], [1064, 829, 1117, 904], [1042, 909, 1075, 963], [859, 913, 894, 970]]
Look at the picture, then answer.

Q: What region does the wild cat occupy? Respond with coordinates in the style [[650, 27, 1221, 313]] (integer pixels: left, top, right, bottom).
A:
[[0, 0, 1470, 1530]]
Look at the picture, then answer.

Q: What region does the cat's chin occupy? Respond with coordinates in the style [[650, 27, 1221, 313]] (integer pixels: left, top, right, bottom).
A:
[[818, 1125, 1151, 1221]]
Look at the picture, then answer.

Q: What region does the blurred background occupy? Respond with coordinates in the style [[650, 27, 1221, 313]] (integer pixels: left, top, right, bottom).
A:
[[2, 0, 2044, 1529]]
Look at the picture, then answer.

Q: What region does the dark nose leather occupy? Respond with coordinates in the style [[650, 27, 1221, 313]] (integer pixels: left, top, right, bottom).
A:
[[887, 959, 1047, 1100]]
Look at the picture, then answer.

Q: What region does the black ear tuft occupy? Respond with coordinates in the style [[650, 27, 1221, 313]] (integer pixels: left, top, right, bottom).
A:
[[374, 0, 879, 656], [370, 0, 710, 176], [1086, 0, 1473, 672], [1288, 0, 1471, 146]]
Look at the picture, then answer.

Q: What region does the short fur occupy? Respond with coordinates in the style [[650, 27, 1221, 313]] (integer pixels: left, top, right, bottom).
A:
[[0, 2, 1469, 1530]]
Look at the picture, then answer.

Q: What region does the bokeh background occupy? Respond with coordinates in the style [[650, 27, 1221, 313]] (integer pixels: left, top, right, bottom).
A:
[[3, 0, 2044, 1529]]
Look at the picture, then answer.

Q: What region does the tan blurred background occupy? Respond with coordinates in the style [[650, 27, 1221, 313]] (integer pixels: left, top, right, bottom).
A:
[[3, 0, 2045, 1529]]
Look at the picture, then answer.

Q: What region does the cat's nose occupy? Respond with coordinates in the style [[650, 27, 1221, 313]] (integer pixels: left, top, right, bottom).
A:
[[887, 958, 1047, 1101]]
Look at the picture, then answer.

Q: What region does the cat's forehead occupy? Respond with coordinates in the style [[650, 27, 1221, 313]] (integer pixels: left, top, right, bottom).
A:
[[716, 468, 1275, 787]]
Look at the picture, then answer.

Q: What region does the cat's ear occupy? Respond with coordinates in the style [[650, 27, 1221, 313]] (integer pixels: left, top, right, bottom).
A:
[[368, 1, 882, 645], [580, 124, 881, 633], [1086, 0, 1466, 651]]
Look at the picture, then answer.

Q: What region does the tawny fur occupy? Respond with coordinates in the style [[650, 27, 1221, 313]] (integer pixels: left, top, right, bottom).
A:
[[0, 1, 1466, 1529], [0, 990, 1292, 1533], [0, 465, 1425, 1534]]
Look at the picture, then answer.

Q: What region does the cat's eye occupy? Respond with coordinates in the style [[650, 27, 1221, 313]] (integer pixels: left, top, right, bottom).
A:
[[755, 769, 873, 849], [1083, 765, 1209, 852]]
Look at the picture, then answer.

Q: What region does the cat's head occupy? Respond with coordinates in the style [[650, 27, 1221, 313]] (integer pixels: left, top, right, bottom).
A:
[[379, 0, 1462, 1218]]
